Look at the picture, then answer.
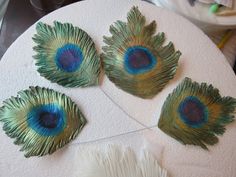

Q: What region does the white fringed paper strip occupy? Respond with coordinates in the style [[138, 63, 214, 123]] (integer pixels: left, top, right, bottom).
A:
[[73, 145, 168, 177]]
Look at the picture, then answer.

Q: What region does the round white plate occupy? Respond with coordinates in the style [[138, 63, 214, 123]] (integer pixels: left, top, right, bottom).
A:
[[0, 0, 235, 177]]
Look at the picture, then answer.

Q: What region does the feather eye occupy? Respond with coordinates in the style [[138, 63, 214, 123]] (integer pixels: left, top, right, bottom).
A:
[[102, 6, 181, 99], [73, 145, 168, 177], [0, 87, 86, 157], [158, 77, 236, 149], [33, 21, 101, 87]]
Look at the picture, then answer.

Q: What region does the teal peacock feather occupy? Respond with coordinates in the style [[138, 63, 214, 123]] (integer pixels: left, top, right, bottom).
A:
[[158, 77, 236, 149], [33, 21, 100, 87], [0, 87, 86, 157], [102, 6, 181, 99]]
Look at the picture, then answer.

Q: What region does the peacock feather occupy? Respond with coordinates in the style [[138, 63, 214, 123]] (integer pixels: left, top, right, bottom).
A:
[[158, 77, 236, 149], [102, 6, 181, 99], [0, 87, 86, 157], [33, 21, 100, 87]]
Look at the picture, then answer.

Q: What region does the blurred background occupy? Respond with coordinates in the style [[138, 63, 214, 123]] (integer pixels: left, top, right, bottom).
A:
[[0, 0, 235, 73], [146, 0, 236, 73], [0, 0, 82, 59]]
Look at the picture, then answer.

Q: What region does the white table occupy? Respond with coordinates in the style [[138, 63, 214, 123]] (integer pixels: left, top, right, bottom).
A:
[[0, 0, 236, 177]]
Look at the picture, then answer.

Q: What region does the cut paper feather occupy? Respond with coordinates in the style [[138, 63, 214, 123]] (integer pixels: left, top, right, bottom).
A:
[[158, 77, 236, 149], [102, 6, 181, 99], [73, 145, 168, 177], [33, 21, 101, 87], [0, 87, 86, 157]]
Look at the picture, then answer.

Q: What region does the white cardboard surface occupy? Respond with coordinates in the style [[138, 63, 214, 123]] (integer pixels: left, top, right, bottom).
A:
[[0, 0, 236, 177]]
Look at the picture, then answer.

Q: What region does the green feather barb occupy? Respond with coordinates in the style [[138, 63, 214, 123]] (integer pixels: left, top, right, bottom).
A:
[[158, 77, 236, 149], [0, 87, 86, 157], [33, 21, 101, 87]]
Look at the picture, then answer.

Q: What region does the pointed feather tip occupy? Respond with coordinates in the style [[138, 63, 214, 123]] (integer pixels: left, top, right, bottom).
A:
[[35, 21, 48, 32], [128, 6, 145, 20], [127, 6, 146, 25], [36, 21, 44, 28], [175, 50, 182, 57], [53, 20, 62, 26], [129, 6, 141, 15]]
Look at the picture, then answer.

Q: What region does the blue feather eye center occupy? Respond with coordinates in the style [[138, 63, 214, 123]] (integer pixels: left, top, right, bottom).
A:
[[124, 46, 157, 74], [27, 104, 66, 136], [39, 112, 59, 129], [178, 96, 208, 128], [55, 43, 83, 72]]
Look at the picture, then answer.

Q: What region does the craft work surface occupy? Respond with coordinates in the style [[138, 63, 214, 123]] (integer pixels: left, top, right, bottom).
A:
[[0, 0, 236, 177], [151, 0, 236, 31]]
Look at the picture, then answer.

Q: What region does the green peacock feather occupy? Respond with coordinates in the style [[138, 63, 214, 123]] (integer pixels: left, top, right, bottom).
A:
[[0, 87, 86, 157], [102, 6, 181, 99], [33, 21, 100, 87], [158, 77, 236, 149]]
